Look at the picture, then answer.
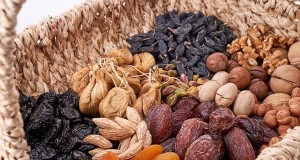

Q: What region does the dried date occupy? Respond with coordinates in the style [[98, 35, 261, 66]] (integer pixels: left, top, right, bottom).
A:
[[171, 109, 194, 136], [209, 108, 235, 137], [194, 101, 216, 122], [160, 138, 176, 153], [146, 104, 173, 144], [173, 97, 199, 111], [224, 127, 255, 160]]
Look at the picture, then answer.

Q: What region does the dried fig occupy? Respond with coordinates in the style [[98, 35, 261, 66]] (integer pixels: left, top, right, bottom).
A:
[[108, 48, 133, 65], [133, 52, 155, 73], [69, 66, 90, 94]]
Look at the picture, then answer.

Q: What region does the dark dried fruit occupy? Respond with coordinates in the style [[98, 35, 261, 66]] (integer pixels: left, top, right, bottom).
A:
[[174, 118, 208, 159], [160, 138, 176, 153], [171, 109, 194, 136], [185, 134, 224, 160], [173, 98, 199, 111], [224, 127, 256, 160], [146, 104, 173, 144], [209, 108, 235, 136], [194, 101, 216, 122]]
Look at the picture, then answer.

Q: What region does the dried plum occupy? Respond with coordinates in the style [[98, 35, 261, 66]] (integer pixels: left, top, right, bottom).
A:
[[29, 144, 57, 160]]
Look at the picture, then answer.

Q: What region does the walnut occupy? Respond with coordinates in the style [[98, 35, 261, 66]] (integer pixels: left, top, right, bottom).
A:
[[227, 39, 241, 54], [262, 49, 288, 74], [237, 47, 259, 69]]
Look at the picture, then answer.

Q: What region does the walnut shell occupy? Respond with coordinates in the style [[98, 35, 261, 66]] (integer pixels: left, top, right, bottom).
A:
[[270, 65, 300, 94], [288, 41, 300, 69], [233, 90, 256, 116], [263, 93, 291, 111], [215, 83, 239, 108]]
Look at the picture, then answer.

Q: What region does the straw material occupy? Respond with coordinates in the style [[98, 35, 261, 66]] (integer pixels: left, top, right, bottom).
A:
[[1, 0, 300, 159]]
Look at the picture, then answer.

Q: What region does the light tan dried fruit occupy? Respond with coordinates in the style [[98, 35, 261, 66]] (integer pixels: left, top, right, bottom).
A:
[[133, 52, 155, 73], [99, 87, 130, 119], [92, 118, 122, 129], [99, 127, 135, 141], [69, 66, 90, 94], [124, 67, 143, 95], [92, 149, 121, 160], [118, 141, 144, 159], [108, 48, 133, 65], [83, 135, 112, 149], [88, 148, 104, 156]]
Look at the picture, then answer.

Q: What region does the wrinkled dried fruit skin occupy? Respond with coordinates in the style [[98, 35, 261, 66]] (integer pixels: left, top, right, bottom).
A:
[[146, 104, 173, 144], [185, 134, 224, 160], [171, 109, 194, 136], [173, 98, 199, 111], [194, 101, 216, 122], [236, 117, 278, 147], [224, 127, 255, 160], [209, 108, 235, 136], [174, 118, 208, 159], [160, 138, 176, 153]]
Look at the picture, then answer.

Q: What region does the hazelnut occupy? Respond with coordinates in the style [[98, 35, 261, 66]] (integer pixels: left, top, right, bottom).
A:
[[291, 87, 300, 97], [289, 97, 300, 116], [270, 65, 300, 94], [275, 110, 292, 125], [248, 79, 268, 100], [277, 125, 292, 135], [268, 137, 281, 146], [288, 41, 300, 69], [206, 52, 229, 73], [233, 90, 256, 116], [230, 52, 238, 61], [289, 116, 300, 128], [226, 60, 240, 72], [263, 110, 277, 128], [228, 67, 251, 90], [249, 66, 268, 82], [263, 93, 291, 111], [253, 103, 271, 116]]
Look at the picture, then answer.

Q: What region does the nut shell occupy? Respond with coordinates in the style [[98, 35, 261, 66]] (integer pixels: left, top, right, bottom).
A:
[[270, 65, 300, 94], [289, 97, 300, 116], [198, 81, 220, 102], [233, 90, 256, 116], [248, 79, 268, 100], [206, 52, 228, 73], [211, 71, 229, 86], [249, 66, 268, 82], [215, 83, 239, 108], [263, 93, 291, 111], [228, 67, 251, 90], [288, 41, 300, 69]]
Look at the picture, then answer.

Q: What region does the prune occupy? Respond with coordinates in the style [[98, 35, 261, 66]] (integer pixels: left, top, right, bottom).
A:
[[71, 123, 93, 139], [171, 109, 194, 136], [224, 127, 255, 160], [185, 134, 224, 160], [60, 106, 81, 120], [174, 118, 208, 159], [72, 150, 89, 160], [194, 101, 216, 122], [43, 118, 62, 141], [60, 89, 78, 109], [27, 102, 54, 133], [146, 104, 173, 144], [169, 11, 181, 26], [161, 138, 176, 153], [29, 144, 57, 160], [209, 108, 235, 136], [37, 91, 58, 106], [173, 97, 199, 111], [235, 117, 278, 147]]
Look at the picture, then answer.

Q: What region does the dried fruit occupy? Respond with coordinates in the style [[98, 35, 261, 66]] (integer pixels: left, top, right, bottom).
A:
[[224, 127, 255, 160], [228, 67, 251, 89], [160, 138, 176, 153], [131, 145, 163, 160], [194, 101, 216, 122], [153, 152, 180, 160], [133, 52, 155, 73], [100, 151, 119, 160], [171, 109, 194, 136], [146, 104, 173, 144], [108, 48, 133, 65], [173, 98, 199, 111], [209, 108, 235, 136], [69, 66, 90, 94], [185, 134, 224, 160], [174, 118, 208, 159], [99, 87, 130, 119]]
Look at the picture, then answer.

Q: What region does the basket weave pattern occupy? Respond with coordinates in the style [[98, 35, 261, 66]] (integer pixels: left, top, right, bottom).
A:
[[0, 0, 299, 159]]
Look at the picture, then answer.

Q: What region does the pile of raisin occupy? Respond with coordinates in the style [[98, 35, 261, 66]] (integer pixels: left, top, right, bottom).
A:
[[19, 90, 98, 160], [127, 11, 236, 79]]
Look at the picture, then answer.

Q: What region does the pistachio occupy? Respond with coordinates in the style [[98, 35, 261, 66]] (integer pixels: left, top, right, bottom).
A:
[[197, 78, 209, 85], [168, 70, 178, 77], [187, 86, 199, 99], [215, 83, 239, 108], [165, 64, 176, 71], [166, 93, 178, 107], [188, 81, 198, 87], [175, 82, 190, 90], [174, 88, 188, 97], [193, 75, 199, 81], [233, 90, 256, 116], [162, 85, 177, 96], [180, 74, 188, 83]]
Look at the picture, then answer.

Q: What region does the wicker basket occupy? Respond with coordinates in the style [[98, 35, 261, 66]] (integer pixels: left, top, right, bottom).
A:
[[1, 0, 300, 159]]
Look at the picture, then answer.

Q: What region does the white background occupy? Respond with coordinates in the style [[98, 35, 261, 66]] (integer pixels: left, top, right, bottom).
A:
[[17, 0, 85, 33]]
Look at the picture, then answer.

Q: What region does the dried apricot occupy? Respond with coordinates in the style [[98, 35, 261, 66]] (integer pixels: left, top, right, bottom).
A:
[[101, 151, 119, 160], [131, 145, 163, 160], [153, 152, 180, 160]]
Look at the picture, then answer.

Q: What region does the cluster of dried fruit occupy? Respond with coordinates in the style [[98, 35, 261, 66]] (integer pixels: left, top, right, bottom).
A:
[[127, 11, 236, 79], [83, 107, 153, 159], [70, 49, 161, 118], [144, 101, 278, 159], [19, 90, 99, 160], [227, 24, 295, 74]]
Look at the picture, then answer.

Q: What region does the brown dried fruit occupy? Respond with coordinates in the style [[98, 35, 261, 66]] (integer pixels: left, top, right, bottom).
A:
[[173, 98, 199, 111], [249, 66, 268, 82], [228, 67, 251, 89], [99, 87, 130, 119], [108, 48, 133, 65], [289, 97, 300, 116], [160, 138, 176, 153], [174, 118, 208, 159], [209, 108, 235, 135], [184, 134, 224, 160], [194, 101, 216, 122], [171, 109, 194, 136], [69, 66, 90, 94], [206, 52, 229, 73], [224, 127, 255, 160], [133, 52, 155, 73], [146, 104, 172, 144]]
